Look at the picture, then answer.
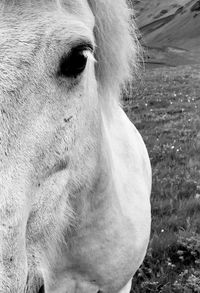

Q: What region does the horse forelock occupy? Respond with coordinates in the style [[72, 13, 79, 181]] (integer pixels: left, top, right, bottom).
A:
[[87, 0, 140, 104]]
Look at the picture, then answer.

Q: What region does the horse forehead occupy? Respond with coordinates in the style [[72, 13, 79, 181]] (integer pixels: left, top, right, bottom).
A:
[[1, 0, 94, 27]]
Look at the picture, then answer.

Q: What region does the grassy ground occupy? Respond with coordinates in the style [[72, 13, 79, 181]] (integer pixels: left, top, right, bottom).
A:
[[123, 64, 200, 292]]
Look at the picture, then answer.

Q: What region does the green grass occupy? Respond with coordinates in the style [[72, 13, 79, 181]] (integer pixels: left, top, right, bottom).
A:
[[124, 65, 200, 292]]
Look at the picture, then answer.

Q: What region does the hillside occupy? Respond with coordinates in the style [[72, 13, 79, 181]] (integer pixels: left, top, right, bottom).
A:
[[133, 0, 200, 66]]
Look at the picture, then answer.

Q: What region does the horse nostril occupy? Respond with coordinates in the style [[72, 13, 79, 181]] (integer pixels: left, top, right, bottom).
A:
[[38, 285, 45, 293]]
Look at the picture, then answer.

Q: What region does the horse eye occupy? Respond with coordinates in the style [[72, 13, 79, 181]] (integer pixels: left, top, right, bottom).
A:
[[38, 285, 45, 293], [58, 45, 92, 78]]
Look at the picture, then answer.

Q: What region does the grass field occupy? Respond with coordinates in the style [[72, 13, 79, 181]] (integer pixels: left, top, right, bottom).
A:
[[124, 64, 200, 292]]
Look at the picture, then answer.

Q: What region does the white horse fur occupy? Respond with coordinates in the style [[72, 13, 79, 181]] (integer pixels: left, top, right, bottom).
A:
[[0, 0, 151, 292]]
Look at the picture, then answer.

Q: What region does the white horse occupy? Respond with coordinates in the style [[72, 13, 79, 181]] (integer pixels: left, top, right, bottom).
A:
[[0, 0, 151, 292]]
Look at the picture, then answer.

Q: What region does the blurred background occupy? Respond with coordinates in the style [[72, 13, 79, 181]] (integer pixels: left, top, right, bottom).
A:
[[125, 1, 200, 292], [133, 0, 200, 66]]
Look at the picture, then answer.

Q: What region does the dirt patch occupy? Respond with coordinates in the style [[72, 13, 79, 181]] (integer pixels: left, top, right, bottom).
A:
[[154, 9, 169, 19]]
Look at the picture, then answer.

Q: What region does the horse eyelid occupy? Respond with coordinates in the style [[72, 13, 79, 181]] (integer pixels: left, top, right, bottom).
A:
[[70, 41, 94, 54]]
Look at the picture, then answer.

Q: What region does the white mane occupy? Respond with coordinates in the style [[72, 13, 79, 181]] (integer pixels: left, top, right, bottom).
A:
[[87, 0, 139, 102]]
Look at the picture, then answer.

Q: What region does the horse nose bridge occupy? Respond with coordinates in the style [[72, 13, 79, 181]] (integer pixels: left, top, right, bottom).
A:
[[0, 169, 29, 291], [0, 220, 28, 292], [0, 226, 28, 292], [0, 169, 29, 225]]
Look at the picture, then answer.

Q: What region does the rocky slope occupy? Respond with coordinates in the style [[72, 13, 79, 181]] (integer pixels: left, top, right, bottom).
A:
[[133, 0, 200, 66]]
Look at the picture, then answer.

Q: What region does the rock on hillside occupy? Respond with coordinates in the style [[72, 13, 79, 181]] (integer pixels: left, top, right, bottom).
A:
[[133, 0, 190, 27]]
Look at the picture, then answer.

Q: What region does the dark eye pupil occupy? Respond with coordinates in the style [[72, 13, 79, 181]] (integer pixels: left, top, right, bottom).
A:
[[59, 47, 88, 78], [38, 285, 45, 293]]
